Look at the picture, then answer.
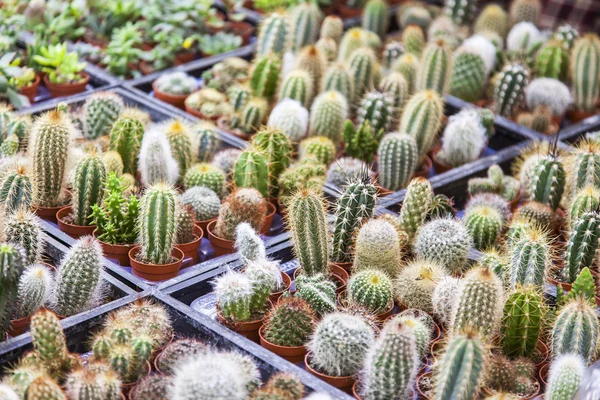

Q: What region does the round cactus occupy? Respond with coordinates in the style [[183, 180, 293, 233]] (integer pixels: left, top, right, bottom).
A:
[[415, 218, 472, 274], [474, 5, 508, 37], [493, 63, 529, 118], [82, 91, 124, 139], [402, 25, 426, 56], [443, 0, 475, 26], [326, 157, 372, 188], [2, 209, 45, 265], [156, 338, 206, 375], [181, 186, 221, 222], [501, 286, 544, 358], [299, 136, 336, 165], [449, 48, 487, 102], [432, 276, 461, 325], [347, 269, 393, 314], [213, 271, 253, 322], [463, 205, 503, 250], [357, 91, 394, 134], [215, 188, 267, 242], [267, 99, 309, 143], [395, 258, 448, 313], [262, 297, 316, 347], [130, 374, 170, 400], [320, 15, 343, 43], [295, 274, 337, 316], [554, 23, 579, 49], [183, 163, 225, 196], [279, 69, 314, 108], [383, 41, 405, 69], [353, 218, 403, 277], [309, 90, 348, 145], [322, 63, 354, 102], [509, 0, 541, 25]]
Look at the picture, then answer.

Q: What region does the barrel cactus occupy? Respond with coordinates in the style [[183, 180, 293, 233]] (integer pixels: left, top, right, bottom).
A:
[[309, 90, 348, 145], [215, 188, 267, 242], [570, 34, 600, 112], [0, 165, 32, 215], [415, 218, 472, 274], [416, 40, 453, 95], [82, 91, 123, 139], [256, 12, 290, 57], [183, 163, 225, 196], [347, 269, 393, 314]]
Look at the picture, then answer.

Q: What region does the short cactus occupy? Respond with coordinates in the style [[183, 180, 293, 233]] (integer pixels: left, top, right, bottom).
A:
[[279, 69, 314, 108], [2, 209, 45, 265], [130, 374, 170, 400], [528, 154, 565, 211], [564, 212, 600, 284], [213, 271, 253, 322], [138, 129, 179, 187], [192, 121, 220, 163], [416, 41, 453, 95], [402, 25, 426, 56], [322, 63, 354, 102], [183, 163, 225, 196], [569, 185, 600, 224], [443, 0, 475, 26], [13, 264, 53, 320], [357, 91, 393, 134], [546, 353, 586, 400], [463, 205, 503, 250], [0, 243, 26, 334], [0, 165, 32, 214], [309, 90, 348, 145], [175, 207, 195, 245], [552, 298, 599, 362], [449, 48, 487, 102], [347, 269, 393, 314], [415, 218, 472, 274], [156, 338, 206, 374], [398, 90, 444, 162], [376, 132, 418, 191], [501, 286, 544, 358], [349, 48, 377, 103], [263, 373, 304, 400], [362, 0, 389, 38], [320, 15, 343, 43], [65, 362, 123, 400], [71, 152, 107, 226], [299, 136, 336, 165], [267, 99, 309, 143], [474, 5, 508, 38], [214, 188, 267, 242], [428, 194, 456, 220], [437, 109, 487, 168], [30, 309, 75, 379], [392, 53, 419, 93], [233, 149, 269, 198], [250, 54, 281, 99], [383, 41, 405, 69], [536, 40, 570, 81], [26, 376, 67, 400], [295, 274, 337, 316], [508, 226, 552, 287], [262, 297, 316, 347], [256, 12, 290, 58], [379, 72, 409, 113], [251, 127, 293, 198], [394, 258, 448, 313], [316, 37, 338, 64], [295, 46, 326, 94], [154, 71, 197, 96], [432, 276, 461, 325], [509, 0, 541, 25], [514, 201, 554, 231], [400, 177, 434, 239], [493, 63, 529, 118], [353, 218, 403, 277], [82, 92, 123, 139], [102, 151, 124, 176], [108, 108, 146, 176]]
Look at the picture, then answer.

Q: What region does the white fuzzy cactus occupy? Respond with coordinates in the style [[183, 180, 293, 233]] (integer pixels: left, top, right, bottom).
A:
[[213, 271, 253, 322], [432, 276, 461, 325], [267, 99, 309, 142], [437, 110, 487, 167], [525, 78, 573, 116], [460, 35, 497, 75], [546, 353, 586, 400], [234, 223, 266, 266], [138, 128, 180, 186], [507, 22, 544, 51], [14, 264, 53, 320]]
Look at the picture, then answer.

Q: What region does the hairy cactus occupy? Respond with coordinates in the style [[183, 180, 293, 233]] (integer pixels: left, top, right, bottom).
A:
[[2, 209, 44, 265], [528, 154, 565, 211], [376, 132, 418, 191], [362, 0, 389, 38], [569, 185, 600, 224], [299, 136, 336, 165], [0, 165, 32, 215], [307, 312, 375, 377], [250, 54, 281, 99], [13, 264, 53, 320], [536, 40, 569, 81], [71, 153, 107, 226], [215, 188, 266, 242], [546, 353, 586, 400], [400, 177, 434, 239], [30, 309, 75, 379], [552, 298, 599, 362], [501, 286, 544, 358], [287, 190, 328, 276], [267, 99, 309, 143], [251, 127, 293, 198], [279, 69, 314, 108], [402, 25, 425, 56], [295, 274, 337, 316], [508, 225, 552, 287], [263, 373, 304, 399], [475, 5, 508, 37], [30, 109, 74, 207], [398, 91, 444, 162], [109, 108, 146, 175], [320, 15, 343, 43], [434, 332, 485, 400], [53, 236, 104, 317], [234, 223, 266, 267], [416, 41, 453, 95], [130, 374, 170, 400], [316, 37, 338, 64], [26, 376, 67, 400], [138, 129, 179, 187], [449, 48, 487, 102], [184, 163, 225, 196], [181, 187, 219, 223], [564, 212, 600, 284], [257, 12, 290, 58], [353, 218, 403, 276], [349, 48, 377, 103], [464, 205, 503, 250], [451, 267, 504, 339], [263, 297, 316, 347], [175, 206, 195, 245], [246, 259, 283, 312], [432, 276, 461, 325], [214, 271, 253, 322], [437, 110, 487, 168], [509, 0, 541, 25], [415, 218, 472, 274], [101, 151, 124, 176], [395, 258, 448, 313], [347, 269, 393, 314], [156, 338, 206, 374], [322, 64, 354, 102], [82, 92, 123, 139], [325, 157, 371, 187], [309, 90, 348, 145]]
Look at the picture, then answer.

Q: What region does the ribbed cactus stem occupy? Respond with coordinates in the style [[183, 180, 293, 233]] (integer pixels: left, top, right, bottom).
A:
[[449, 48, 487, 102], [501, 286, 544, 358], [415, 218, 472, 274], [349, 48, 376, 103], [400, 178, 434, 239], [357, 91, 393, 134], [109, 108, 145, 175], [0, 165, 32, 214], [82, 92, 123, 139], [571, 34, 600, 112], [309, 90, 348, 145], [72, 153, 107, 226], [564, 212, 600, 283], [464, 205, 503, 250], [256, 12, 290, 57], [546, 354, 585, 400], [362, 0, 389, 38], [353, 219, 403, 276], [551, 298, 599, 362], [322, 64, 354, 102], [233, 149, 269, 198], [14, 264, 53, 320], [416, 40, 453, 95], [250, 54, 281, 99], [347, 269, 393, 314], [290, 2, 323, 52], [493, 63, 529, 118], [377, 133, 418, 191], [251, 127, 293, 198], [279, 70, 314, 108], [0, 243, 26, 333], [398, 90, 444, 162], [528, 154, 565, 210], [508, 226, 552, 287], [215, 188, 267, 242], [2, 209, 45, 265]]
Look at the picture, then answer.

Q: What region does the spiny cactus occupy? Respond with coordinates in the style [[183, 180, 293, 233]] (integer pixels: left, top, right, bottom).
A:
[[395, 258, 448, 313], [509, 0, 541, 25], [357, 91, 393, 134], [295, 46, 326, 94], [13, 264, 53, 320], [290, 2, 323, 52], [316, 37, 338, 64], [0, 165, 32, 215], [546, 353, 586, 400], [320, 15, 343, 43], [552, 298, 599, 362], [415, 218, 472, 274], [53, 236, 104, 317], [101, 151, 124, 176], [569, 185, 600, 224], [71, 153, 107, 226], [267, 99, 309, 143], [401, 178, 434, 239], [353, 218, 403, 277], [322, 63, 354, 102], [175, 206, 195, 245], [277, 159, 326, 205], [451, 267, 504, 339], [164, 120, 193, 178], [156, 338, 206, 374], [564, 212, 600, 284], [325, 156, 371, 187], [0, 243, 26, 334], [234, 223, 266, 267], [398, 90, 444, 162], [250, 54, 281, 99], [256, 12, 290, 58], [529, 154, 565, 211], [443, 0, 475, 26], [347, 269, 393, 314], [262, 297, 316, 347], [383, 41, 405, 69], [379, 73, 409, 114], [437, 109, 487, 168], [138, 129, 179, 187], [251, 127, 293, 198], [299, 136, 336, 165], [392, 53, 419, 94], [309, 90, 348, 145], [130, 374, 170, 400], [279, 69, 314, 108], [464, 205, 503, 250], [501, 286, 544, 358], [233, 97, 269, 136], [295, 274, 337, 316], [215, 188, 267, 242], [287, 190, 328, 276], [338, 28, 370, 62], [183, 163, 225, 196], [30, 309, 75, 379], [416, 41, 453, 95], [82, 92, 123, 139], [475, 5, 509, 37], [449, 48, 487, 102], [349, 48, 377, 103], [509, 225, 552, 287], [376, 132, 418, 191], [432, 276, 461, 325], [307, 312, 375, 377], [246, 259, 283, 312], [65, 362, 123, 400], [193, 122, 220, 163], [402, 25, 426, 56], [26, 376, 67, 400], [212, 148, 243, 180], [568, 140, 600, 195], [233, 149, 269, 198], [362, 0, 389, 38], [343, 120, 384, 164], [109, 108, 146, 175], [30, 109, 74, 207], [2, 209, 44, 266], [213, 271, 253, 322], [228, 85, 250, 114], [494, 63, 529, 118], [263, 372, 304, 400], [536, 40, 569, 81]]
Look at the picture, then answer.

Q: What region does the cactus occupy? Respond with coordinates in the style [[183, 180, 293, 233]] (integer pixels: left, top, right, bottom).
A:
[[433, 332, 484, 400], [190, 121, 219, 163], [376, 133, 418, 191], [101, 151, 124, 176], [279, 70, 314, 108], [415, 218, 472, 274], [262, 373, 304, 399], [353, 218, 403, 277], [464, 205, 503, 250], [290, 2, 323, 52], [0, 165, 33, 215], [299, 136, 336, 165], [320, 15, 343, 43], [347, 269, 393, 314], [428, 194, 456, 220], [13, 264, 53, 320], [449, 48, 487, 102], [234, 223, 266, 266], [416, 40, 453, 95], [509, 0, 541, 24], [501, 286, 544, 358], [65, 362, 123, 400], [234, 97, 269, 135], [307, 312, 375, 377], [568, 140, 600, 195], [30, 109, 73, 207], [536, 40, 569, 81], [213, 271, 253, 322], [546, 353, 586, 400], [295, 46, 326, 94], [30, 309, 76, 379], [564, 212, 600, 283], [175, 206, 195, 245], [295, 274, 337, 316], [212, 149, 243, 180], [309, 91, 348, 145], [379, 72, 409, 113], [287, 190, 328, 276], [360, 320, 419, 400], [402, 25, 425, 56], [322, 63, 354, 102], [256, 12, 290, 58], [383, 41, 405, 69], [392, 54, 419, 93], [267, 99, 309, 143], [552, 298, 599, 362], [400, 178, 434, 239], [349, 48, 376, 103], [316, 37, 338, 64], [0, 243, 26, 334], [7, 114, 32, 150], [554, 23, 579, 49], [183, 163, 225, 196], [0, 135, 18, 157], [432, 276, 461, 325], [508, 226, 552, 287], [357, 91, 393, 134], [443, 0, 475, 26], [250, 54, 281, 99], [26, 376, 67, 400], [569, 185, 600, 224], [246, 259, 283, 313], [53, 236, 104, 317], [215, 188, 267, 242], [251, 127, 293, 197], [71, 153, 107, 226], [338, 28, 369, 62], [82, 92, 123, 139], [395, 259, 448, 313], [130, 374, 170, 400], [277, 159, 326, 205], [528, 154, 565, 210], [362, 0, 389, 38], [343, 120, 383, 164], [233, 149, 269, 198], [138, 129, 179, 187], [229, 86, 250, 114], [262, 297, 316, 347], [154, 71, 197, 95], [475, 5, 509, 38], [163, 120, 193, 178], [2, 209, 44, 266], [330, 179, 377, 263], [493, 63, 529, 118], [398, 90, 444, 162], [108, 108, 145, 176], [437, 110, 487, 167], [451, 267, 504, 339], [325, 156, 372, 187], [156, 338, 206, 374]]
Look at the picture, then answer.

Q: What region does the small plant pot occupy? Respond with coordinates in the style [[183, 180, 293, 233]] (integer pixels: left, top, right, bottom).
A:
[[19, 74, 41, 103], [175, 225, 203, 266], [269, 271, 292, 304], [431, 146, 453, 173], [259, 326, 307, 363], [329, 262, 350, 294], [334, 262, 353, 274], [534, 339, 549, 372], [217, 310, 265, 343], [152, 81, 191, 109], [195, 217, 216, 235], [429, 339, 445, 365], [261, 202, 277, 235], [121, 361, 151, 396], [339, 290, 394, 322], [547, 275, 572, 292], [93, 232, 135, 267], [413, 155, 432, 178], [138, 60, 154, 76], [539, 362, 549, 387], [226, 21, 254, 45], [56, 206, 96, 239], [174, 52, 195, 66], [32, 204, 63, 222], [567, 108, 597, 123], [206, 220, 235, 257], [185, 104, 220, 121], [8, 315, 31, 337], [305, 352, 355, 393], [44, 72, 90, 98], [128, 246, 184, 282]]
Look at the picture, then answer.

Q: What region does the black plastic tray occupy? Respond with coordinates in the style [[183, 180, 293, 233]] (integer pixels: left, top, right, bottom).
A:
[[556, 114, 600, 144]]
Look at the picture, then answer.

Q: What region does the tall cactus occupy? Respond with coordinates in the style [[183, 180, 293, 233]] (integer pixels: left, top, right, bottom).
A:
[[233, 149, 269, 198], [569, 140, 600, 195], [82, 91, 124, 139], [551, 298, 599, 362], [109, 108, 146, 175], [139, 130, 180, 187], [331, 179, 377, 263], [402, 25, 426, 56], [165, 120, 193, 178], [250, 54, 281, 99], [251, 127, 293, 198], [569, 185, 600, 226], [309, 91, 348, 145], [287, 190, 329, 276], [501, 286, 544, 358], [353, 218, 403, 277], [379, 72, 409, 112], [0, 243, 26, 334], [362, 0, 389, 38], [398, 90, 444, 162], [493, 63, 529, 118], [546, 354, 586, 400], [571, 34, 600, 112], [564, 212, 600, 284], [377, 133, 418, 191], [14, 264, 53, 320], [349, 48, 376, 103], [290, 2, 323, 52], [0, 165, 32, 215], [71, 153, 107, 226], [401, 178, 434, 239], [322, 63, 354, 102], [2, 209, 45, 266], [416, 41, 453, 95], [295, 45, 326, 93], [508, 226, 552, 287], [528, 154, 565, 210], [256, 12, 290, 57], [509, 0, 541, 25]]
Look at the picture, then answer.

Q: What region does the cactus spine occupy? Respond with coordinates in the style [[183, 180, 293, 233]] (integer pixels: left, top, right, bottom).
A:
[[529, 154, 565, 210], [0, 243, 26, 334], [362, 0, 389, 38], [415, 218, 472, 274], [569, 140, 600, 194], [250, 54, 281, 99], [571, 34, 600, 111], [546, 354, 586, 400], [295, 46, 326, 93], [501, 286, 544, 358], [233, 149, 269, 198], [353, 219, 403, 276], [320, 15, 343, 43], [0, 166, 32, 214], [309, 91, 348, 145], [165, 120, 193, 178], [564, 212, 600, 283], [551, 298, 599, 362], [82, 92, 123, 139], [72, 153, 107, 226], [398, 90, 444, 162], [401, 178, 434, 239], [257, 12, 290, 58], [379, 72, 409, 112], [347, 269, 393, 314], [357, 91, 393, 134], [139, 130, 179, 187], [416, 41, 453, 95], [444, 0, 475, 26], [510, 0, 541, 25], [251, 127, 293, 198], [349, 48, 376, 103], [299, 136, 336, 165], [494, 63, 529, 118], [464, 205, 503, 250], [2, 209, 44, 265], [377, 133, 418, 191], [109, 109, 145, 176], [322, 64, 354, 102], [193, 122, 220, 163]]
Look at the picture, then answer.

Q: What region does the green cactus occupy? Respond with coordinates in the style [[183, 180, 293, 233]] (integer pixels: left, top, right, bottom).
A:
[[191, 121, 219, 163], [402, 25, 425, 56], [279, 69, 314, 108], [299, 136, 336, 165], [348, 48, 376, 103], [215, 188, 267, 241], [109, 108, 146, 175], [322, 63, 354, 102], [295, 46, 326, 94], [383, 41, 405, 69], [0, 134, 18, 157], [464, 205, 503, 250], [347, 269, 393, 314], [415, 218, 472, 274], [65, 362, 123, 400], [262, 373, 304, 399], [528, 154, 565, 211], [357, 91, 393, 134], [0, 165, 32, 215], [250, 54, 281, 99], [572, 34, 600, 111], [514, 201, 554, 231], [320, 15, 343, 43], [251, 127, 293, 198], [536, 40, 569, 81], [353, 218, 403, 277], [569, 140, 600, 195], [245, 259, 283, 314], [213, 271, 252, 322], [443, 0, 475, 25], [2, 209, 44, 266], [432, 276, 461, 325], [138, 129, 180, 187], [156, 338, 205, 374], [309, 90, 348, 145], [262, 297, 316, 347], [234, 97, 269, 135], [330, 179, 377, 263], [233, 149, 269, 198], [164, 120, 193, 178], [433, 332, 485, 400], [338, 28, 369, 62], [102, 151, 124, 176], [392, 53, 419, 93], [552, 298, 599, 362], [501, 286, 544, 358], [13, 264, 53, 320], [509, 0, 541, 24], [546, 354, 586, 400], [564, 212, 600, 283], [569, 186, 600, 225], [392, 310, 435, 358], [376, 133, 418, 191], [256, 12, 290, 58], [451, 266, 504, 339], [277, 159, 326, 205], [290, 2, 323, 52], [30, 309, 75, 379], [295, 274, 337, 316], [449, 49, 487, 102], [183, 163, 225, 196], [82, 92, 124, 139], [7, 115, 32, 151], [26, 376, 67, 400], [228, 85, 250, 113], [398, 90, 444, 162], [508, 226, 552, 287], [0, 243, 26, 334], [316, 37, 338, 64], [554, 23, 579, 49], [493, 63, 529, 118], [362, 0, 389, 38], [564, 267, 597, 306], [395, 259, 448, 313], [400, 177, 434, 239], [428, 194, 456, 220], [287, 190, 329, 276], [175, 206, 195, 245], [379, 72, 409, 112], [474, 5, 509, 37], [343, 120, 383, 163], [71, 153, 107, 226]]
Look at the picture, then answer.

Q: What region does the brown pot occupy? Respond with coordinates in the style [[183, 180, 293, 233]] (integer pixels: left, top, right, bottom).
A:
[[414, 155, 432, 178], [175, 225, 204, 267], [56, 206, 96, 239], [44, 72, 89, 98], [305, 352, 355, 393], [337, 1, 362, 18], [206, 219, 235, 257], [482, 381, 540, 400], [539, 362, 549, 386], [329, 262, 350, 294], [226, 21, 254, 45], [186, 103, 220, 121], [174, 52, 195, 66], [269, 271, 292, 304], [84, 31, 108, 49], [429, 339, 445, 365], [138, 60, 155, 76], [217, 309, 265, 343], [32, 204, 63, 223], [195, 218, 216, 235], [534, 339, 549, 372], [261, 202, 277, 235], [335, 262, 353, 274], [547, 275, 572, 292], [567, 108, 597, 123], [93, 232, 136, 267], [8, 315, 31, 337], [431, 146, 453, 173], [259, 326, 307, 363], [19, 74, 41, 103], [217, 116, 253, 141], [128, 246, 184, 282]]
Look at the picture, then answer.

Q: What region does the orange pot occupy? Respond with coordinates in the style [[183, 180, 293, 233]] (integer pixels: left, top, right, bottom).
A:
[[44, 72, 89, 98], [414, 154, 433, 178], [93, 231, 136, 267], [259, 326, 307, 363], [152, 80, 190, 109], [128, 246, 184, 282], [175, 225, 203, 266], [261, 202, 276, 235], [217, 310, 265, 343], [206, 220, 235, 257], [56, 206, 96, 239], [269, 271, 292, 304], [305, 352, 355, 393], [32, 204, 63, 223], [8, 315, 31, 337], [195, 218, 216, 236], [19, 74, 40, 103]]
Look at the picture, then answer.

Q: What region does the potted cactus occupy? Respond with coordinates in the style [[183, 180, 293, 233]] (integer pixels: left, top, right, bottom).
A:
[[174, 205, 204, 266], [152, 71, 198, 109]]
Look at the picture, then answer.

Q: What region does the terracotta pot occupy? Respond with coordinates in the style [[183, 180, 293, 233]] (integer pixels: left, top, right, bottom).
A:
[[305, 352, 355, 393], [44, 72, 89, 98], [174, 52, 195, 66], [413, 155, 432, 178], [138, 60, 154, 76], [259, 326, 307, 363], [185, 104, 220, 121], [128, 246, 184, 282], [121, 361, 151, 395], [226, 21, 254, 45], [217, 116, 253, 141], [8, 315, 31, 337], [93, 232, 135, 267], [195, 218, 216, 235], [56, 206, 96, 239], [269, 271, 292, 304], [547, 275, 572, 292], [509, 191, 521, 211], [206, 219, 235, 257], [335, 262, 353, 274], [567, 108, 597, 123], [329, 262, 350, 294], [32, 204, 63, 223], [539, 362, 549, 386], [19, 74, 41, 103], [217, 309, 265, 343], [337, 1, 362, 18], [261, 202, 277, 235], [175, 225, 203, 267], [141, 42, 155, 51], [482, 381, 540, 400], [534, 339, 549, 372], [431, 146, 453, 173]]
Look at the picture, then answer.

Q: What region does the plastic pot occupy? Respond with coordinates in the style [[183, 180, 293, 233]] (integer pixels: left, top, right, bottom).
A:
[[206, 220, 235, 257], [269, 271, 292, 304], [175, 225, 203, 266], [19, 74, 40, 103], [261, 202, 277, 235], [305, 352, 355, 393], [185, 103, 220, 121], [195, 218, 216, 236], [152, 80, 190, 109], [93, 232, 136, 267], [44, 72, 89, 98], [56, 206, 96, 239], [259, 326, 307, 363], [128, 246, 184, 282], [174, 52, 195, 66], [217, 309, 265, 343], [567, 108, 597, 123], [32, 204, 63, 223]]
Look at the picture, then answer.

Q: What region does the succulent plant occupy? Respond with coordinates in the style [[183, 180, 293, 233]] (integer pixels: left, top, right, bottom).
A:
[[26, 375, 67, 400], [82, 92, 123, 139], [501, 286, 544, 358], [525, 78, 573, 117], [130, 374, 171, 400], [277, 159, 326, 205], [416, 41, 453, 95], [233, 149, 269, 198], [571, 34, 600, 111], [546, 353, 586, 400], [251, 127, 293, 197], [185, 88, 232, 119], [295, 46, 326, 93], [528, 154, 565, 211], [156, 339, 206, 375], [508, 225, 552, 288], [401, 25, 426, 56], [383, 41, 405, 69], [316, 37, 338, 64], [509, 0, 541, 24], [401, 177, 434, 240], [138, 128, 179, 187], [535, 40, 569, 81], [2, 209, 45, 266], [289, 1, 323, 52], [320, 15, 343, 43], [348, 48, 377, 103], [266, 100, 308, 143], [376, 132, 418, 191], [299, 136, 336, 166], [568, 185, 600, 225], [262, 372, 304, 399], [215, 188, 267, 242], [394, 258, 448, 313], [250, 54, 281, 100], [0, 243, 26, 334], [109, 108, 146, 176], [362, 0, 389, 39], [164, 120, 193, 178], [309, 90, 348, 145], [392, 53, 419, 94], [279, 69, 314, 108], [464, 205, 503, 250], [12, 264, 52, 321], [347, 269, 393, 314], [262, 297, 316, 347], [71, 152, 107, 226], [449, 48, 487, 102], [0, 165, 32, 215], [475, 5, 508, 37], [353, 218, 403, 277], [552, 298, 599, 362], [415, 218, 472, 274], [295, 274, 337, 316], [154, 71, 197, 95], [567, 140, 600, 196], [183, 163, 225, 196], [234, 223, 266, 267], [398, 90, 444, 162], [493, 63, 529, 118], [437, 110, 487, 168], [325, 156, 372, 187], [64, 361, 123, 400], [342, 120, 382, 163]]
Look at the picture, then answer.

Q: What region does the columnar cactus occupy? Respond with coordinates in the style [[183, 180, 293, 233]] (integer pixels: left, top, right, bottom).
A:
[[250, 54, 281, 99], [357, 91, 393, 133], [474, 5, 509, 37], [279, 70, 314, 108], [508, 226, 552, 287], [392, 54, 419, 94], [109, 108, 146, 175], [564, 212, 600, 284], [251, 127, 293, 197], [433, 332, 485, 400], [377, 133, 418, 191], [528, 154, 565, 210], [53, 236, 104, 317], [552, 298, 599, 362], [398, 90, 444, 162], [262, 297, 316, 347], [26, 376, 67, 400], [402, 25, 425, 56], [215, 188, 267, 241], [322, 63, 354, 102], [71, 153, 107, 226], [360, 320, 419, 400], [493, 63, 529, 118], [295, 274, 337, 316], [164, 120, 193, 178], [287, 190, 329, 276], [236, 97, 269, 135], [546, 354, 586, 400], [569, 140, 600, 195], [449, 48, 487, 102], [536, 40, 569, 81], [0, 243, 26, 334], [320, 15, 343, 43], [193, 121, 220, 163], [233, 149, 269, 198], [415, 218, 472, 274], [3, 209, 44, 265], [362, 0, 389, 38], [353, 219, 403, 277], [82, 92, 124, 139], [379, 72, 409, 112], [13, 264, 53, 320], [451, 266, 504, 339], [416, 41, 453, 95], [295, 46, 326, 93], [331, 179, 377, 263], [338, 28, 369, 62], [400, 178, 434, 239], [569, 185, 600, 224], [256, 12, 290, 57], [347, 269, 393, 314], [501, 286, 544, 358], [299, 136, 336, 165], [0, 165, 32, 215], [509, 0, 541, 25], [308, 313, 375, 377], [309, 91, 348, 144], [290, 2, 323, 52], [30, 309, 74, 379], [267, 99, 309, 142], [139, 130, 179, 187], [464, 205, 503, 249], [395, 259, 448, 313], [348, 48, 376, 103], [432, 276, 461, 325], [30, 109, 73, 207]]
